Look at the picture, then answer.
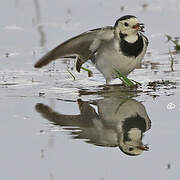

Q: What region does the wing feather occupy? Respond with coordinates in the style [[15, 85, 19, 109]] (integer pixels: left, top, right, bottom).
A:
[[34, 27, 114, 69]]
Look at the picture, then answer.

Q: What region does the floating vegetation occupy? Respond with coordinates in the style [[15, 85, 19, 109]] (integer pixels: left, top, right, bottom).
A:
[[141, 3, 149, 11], [5, 53, 10, 58], [168, 48, 174, 71], [147, 80, 177, 90], [120, 5, 125, 11], [39, 92, 45, 97], [66, 68, 76, 80], [165, 34, 180, 51]]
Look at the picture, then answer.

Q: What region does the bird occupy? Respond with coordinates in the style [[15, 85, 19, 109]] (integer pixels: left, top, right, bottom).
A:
[[34, 15, 148, 85], [35, 93, 151, 156]]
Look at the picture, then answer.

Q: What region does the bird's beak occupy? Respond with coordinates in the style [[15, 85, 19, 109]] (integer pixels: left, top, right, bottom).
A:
[[132, 23, 145, 32], [137, 144, 149, 151]]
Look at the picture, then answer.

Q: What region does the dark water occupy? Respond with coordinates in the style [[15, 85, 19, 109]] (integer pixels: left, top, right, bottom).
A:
[[1, 0, 180, 180]]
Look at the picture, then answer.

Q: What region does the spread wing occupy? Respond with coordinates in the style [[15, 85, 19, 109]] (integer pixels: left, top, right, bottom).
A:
[[34, 26, 114, 72]]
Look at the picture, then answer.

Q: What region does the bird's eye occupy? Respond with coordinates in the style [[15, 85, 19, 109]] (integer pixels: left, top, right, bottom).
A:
[[124, 22, 129, 27], [129, 147, 133, 151]]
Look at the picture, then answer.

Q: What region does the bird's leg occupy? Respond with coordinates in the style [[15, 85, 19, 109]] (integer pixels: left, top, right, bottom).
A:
[[105, 78, 111, 84], [81, 67, 93, 77], [113, 69, 140, 87]]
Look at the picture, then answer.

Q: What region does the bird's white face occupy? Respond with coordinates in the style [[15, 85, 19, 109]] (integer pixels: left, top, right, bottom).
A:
[[115, 17, 144, 36], [118, 128, 149, 156], [120, 143, 143, 156]]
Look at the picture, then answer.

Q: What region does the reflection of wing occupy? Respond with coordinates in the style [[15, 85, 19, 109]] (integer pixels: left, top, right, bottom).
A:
[[34, 27, 114, 71], [35, 102, 98, 127], [35, 101, 118, 147]]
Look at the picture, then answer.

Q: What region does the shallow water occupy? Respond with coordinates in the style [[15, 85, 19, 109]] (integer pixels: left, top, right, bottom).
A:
[[1, 0, 180, 180]]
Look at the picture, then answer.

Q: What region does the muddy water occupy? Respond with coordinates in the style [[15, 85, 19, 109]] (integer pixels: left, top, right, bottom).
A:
[[1, 0, 180, 180]]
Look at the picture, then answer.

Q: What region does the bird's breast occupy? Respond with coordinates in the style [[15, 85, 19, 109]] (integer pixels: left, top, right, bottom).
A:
[[95, 49, 138, 80], [120, 35, 144, 57]]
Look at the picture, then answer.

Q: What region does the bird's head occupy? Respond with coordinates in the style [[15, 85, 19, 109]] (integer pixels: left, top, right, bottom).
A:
[[119, 141, 149, 156], [114, 15, 145, 37], [118, 127, 149, 156]]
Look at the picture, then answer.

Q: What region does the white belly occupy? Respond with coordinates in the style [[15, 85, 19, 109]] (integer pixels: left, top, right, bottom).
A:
[[95, 49, 142, 83]]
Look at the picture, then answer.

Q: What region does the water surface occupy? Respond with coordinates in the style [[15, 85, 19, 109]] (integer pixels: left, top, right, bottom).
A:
[[0, 0, 180, 179]]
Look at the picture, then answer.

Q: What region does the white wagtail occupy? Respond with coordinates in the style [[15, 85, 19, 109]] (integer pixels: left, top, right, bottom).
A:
[[34, 15, 148, 85]]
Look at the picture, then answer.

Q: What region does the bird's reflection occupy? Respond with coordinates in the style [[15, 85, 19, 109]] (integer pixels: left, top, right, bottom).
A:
[[35, 95, 151, 156]]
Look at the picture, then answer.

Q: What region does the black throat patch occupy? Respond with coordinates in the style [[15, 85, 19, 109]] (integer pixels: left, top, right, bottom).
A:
[[122, 113, 146, 142], [120, 33, 144, 57]]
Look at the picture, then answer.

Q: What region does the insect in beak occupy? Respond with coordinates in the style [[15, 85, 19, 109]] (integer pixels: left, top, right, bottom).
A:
[[133, 23, 145, 32], [137, 144, 149, 151]]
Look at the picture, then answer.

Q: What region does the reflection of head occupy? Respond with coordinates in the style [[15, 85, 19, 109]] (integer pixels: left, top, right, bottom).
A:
[[118, 114, 149, 156]]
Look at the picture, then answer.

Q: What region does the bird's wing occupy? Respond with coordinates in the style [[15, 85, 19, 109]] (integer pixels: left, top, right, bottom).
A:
[[34, 26, 114, 71]]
